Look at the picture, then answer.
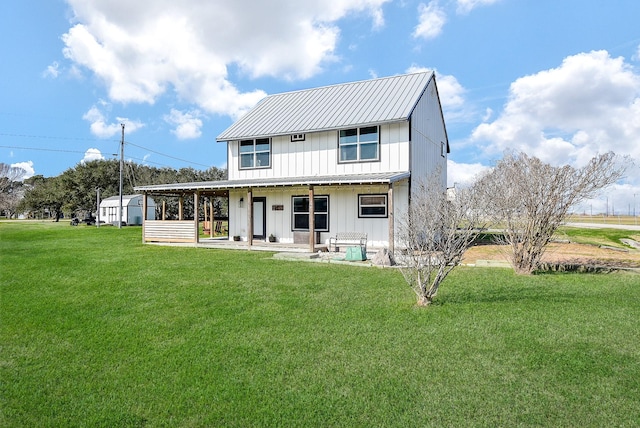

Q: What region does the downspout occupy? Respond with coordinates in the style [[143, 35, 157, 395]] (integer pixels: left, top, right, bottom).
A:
[[247, 188, 253, 250], [388, 183, 394, 254]]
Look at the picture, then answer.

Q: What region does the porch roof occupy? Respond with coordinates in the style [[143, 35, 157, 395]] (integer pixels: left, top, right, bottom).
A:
[[134, 171, 410, 194]]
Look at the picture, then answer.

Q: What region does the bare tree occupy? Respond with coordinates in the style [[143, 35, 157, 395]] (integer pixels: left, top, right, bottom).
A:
[[0, 163, 26, 218], [396, 173, 488, 306], [476, 151, 627, 274]]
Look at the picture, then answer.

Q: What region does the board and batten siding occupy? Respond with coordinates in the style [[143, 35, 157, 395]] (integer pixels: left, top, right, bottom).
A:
[[227, 122, 410, 181], [409, 78, 448, 189], [227, 180, 408, 248]]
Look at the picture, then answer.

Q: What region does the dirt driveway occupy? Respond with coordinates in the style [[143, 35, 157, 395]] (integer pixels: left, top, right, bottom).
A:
[[463, 242, 640, 269]]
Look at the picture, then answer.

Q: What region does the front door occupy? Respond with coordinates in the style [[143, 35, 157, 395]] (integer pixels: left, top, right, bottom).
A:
[[253, 197, 266, 239]]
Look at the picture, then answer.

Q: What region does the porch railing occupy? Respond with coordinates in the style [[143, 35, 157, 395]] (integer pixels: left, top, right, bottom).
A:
[[144, 220, 196, 243]]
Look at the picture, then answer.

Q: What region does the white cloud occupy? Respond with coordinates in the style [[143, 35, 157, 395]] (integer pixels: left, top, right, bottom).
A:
[[62, 0, 389, 119], [43, 61, 60, 78], [164, 109, 204, 140], [81, 148, 105, 164], [471, 49, 640, 213], [413, 1, 446, 40], [433, 73, 466, 113], [10, 161, 35, 179], [82, 105, 144, 138], [407, 65, 469, 121], [447, 159, 489, 188], [472, 50, 640, 166], [456, 0, 501, 14]]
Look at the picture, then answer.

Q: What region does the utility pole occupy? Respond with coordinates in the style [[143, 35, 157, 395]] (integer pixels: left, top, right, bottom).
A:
[[119, 123, 124, 229]]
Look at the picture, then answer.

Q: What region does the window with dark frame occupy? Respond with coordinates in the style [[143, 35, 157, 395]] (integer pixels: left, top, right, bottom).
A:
[[291, 195, 329, 231], [239, 138, 271, 169], [358, 194, 387, 218], [338, 126, 379, 163]]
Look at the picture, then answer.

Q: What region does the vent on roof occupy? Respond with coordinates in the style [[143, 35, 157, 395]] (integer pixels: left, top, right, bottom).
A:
[[291, 133, 305, 142]]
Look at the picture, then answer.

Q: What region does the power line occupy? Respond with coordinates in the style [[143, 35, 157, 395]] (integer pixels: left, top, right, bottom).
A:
[[0, 143, 197, 170], [0, 144, 89, 154], [0, 132, 115, 143], [1, 136, 214, 170], [125, 141, 211, 168]]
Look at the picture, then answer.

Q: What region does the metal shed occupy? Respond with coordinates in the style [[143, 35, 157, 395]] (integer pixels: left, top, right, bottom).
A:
[[99, 194, 156, 226]]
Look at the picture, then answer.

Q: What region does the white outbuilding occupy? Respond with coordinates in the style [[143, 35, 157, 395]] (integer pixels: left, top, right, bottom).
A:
[[99, 194, 155, 226]]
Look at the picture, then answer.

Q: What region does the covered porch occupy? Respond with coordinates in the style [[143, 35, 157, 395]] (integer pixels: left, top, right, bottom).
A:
[[135, 172, 409, 253]]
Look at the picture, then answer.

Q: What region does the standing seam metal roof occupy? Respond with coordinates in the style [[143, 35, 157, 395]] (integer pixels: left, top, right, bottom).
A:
[[216, 71, 434, 141]]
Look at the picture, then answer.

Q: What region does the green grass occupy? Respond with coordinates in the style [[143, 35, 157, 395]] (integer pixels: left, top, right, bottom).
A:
[[559, 226, 640, 249], [2, 222, 640, 427]]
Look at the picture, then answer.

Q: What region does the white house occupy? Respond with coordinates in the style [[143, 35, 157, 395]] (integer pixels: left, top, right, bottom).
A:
[[100, 194, 156, 225], [135, 71, 448, 250]]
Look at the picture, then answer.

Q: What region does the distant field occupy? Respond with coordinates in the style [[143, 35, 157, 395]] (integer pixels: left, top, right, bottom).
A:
[[565, 213, 639, 226], [2, 222, 640, 426]]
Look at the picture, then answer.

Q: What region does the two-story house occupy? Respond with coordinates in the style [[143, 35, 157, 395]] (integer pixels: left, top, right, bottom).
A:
[[135, 71, 449, 252]]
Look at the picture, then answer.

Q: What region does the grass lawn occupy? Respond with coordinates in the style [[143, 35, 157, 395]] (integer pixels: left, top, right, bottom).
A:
[[559, 226, 640, 249], [2, 222, 640, 427]]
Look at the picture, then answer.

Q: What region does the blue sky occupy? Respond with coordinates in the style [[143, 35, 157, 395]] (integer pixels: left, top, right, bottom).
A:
[[2, 0, 639, 213]]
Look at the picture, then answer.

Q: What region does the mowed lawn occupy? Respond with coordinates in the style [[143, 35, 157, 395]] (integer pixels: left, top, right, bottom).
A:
[[2, 223, 640, 427]]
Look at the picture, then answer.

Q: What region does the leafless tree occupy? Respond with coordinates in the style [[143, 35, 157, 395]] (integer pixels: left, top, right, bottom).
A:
[[0, 163, 26, 218], [475, 151, 627, 274], [396, 172, 489, 306]]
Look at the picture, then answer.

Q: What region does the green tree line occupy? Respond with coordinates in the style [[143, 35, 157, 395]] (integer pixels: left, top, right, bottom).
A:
[[17, 160, 226, 221]]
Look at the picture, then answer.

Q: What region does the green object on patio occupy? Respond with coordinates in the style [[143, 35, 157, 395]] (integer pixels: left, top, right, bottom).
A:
[[345, 245, 366, 261]]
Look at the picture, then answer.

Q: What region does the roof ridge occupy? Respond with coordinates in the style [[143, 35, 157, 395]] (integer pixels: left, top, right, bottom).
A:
[[268, 70, 434, 99]]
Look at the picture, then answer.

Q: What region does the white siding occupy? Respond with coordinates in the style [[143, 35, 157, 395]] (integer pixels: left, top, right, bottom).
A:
[[226, 180, 409, 248], [409, 78, 448, 189], [228, 122, 410, 181]]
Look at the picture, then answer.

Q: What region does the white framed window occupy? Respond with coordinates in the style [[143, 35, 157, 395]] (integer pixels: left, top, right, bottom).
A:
[[441, 141, 446, 157], [338, 126, 379, 163], [358, 194, 387, 218], [292, 195, 329, 231], [291, 133, 305, 142], [239, 138, 271, 169]]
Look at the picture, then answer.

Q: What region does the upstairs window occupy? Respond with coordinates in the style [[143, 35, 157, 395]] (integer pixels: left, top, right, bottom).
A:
[[240, 138, 271, 169], [339, 126, 379, 163]]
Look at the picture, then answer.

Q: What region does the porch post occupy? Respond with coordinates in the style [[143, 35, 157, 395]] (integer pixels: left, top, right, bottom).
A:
[[308, 185, 315, 252], [142, 192, 147, 244], [247, 188, 253, 249], [194, 191, 200, 243], [178, 196, 184, 220], [209, 197, 214, 238], [203, 196, 208, 232], [388, 183, 394, 254], [162, 200, 166, 220]]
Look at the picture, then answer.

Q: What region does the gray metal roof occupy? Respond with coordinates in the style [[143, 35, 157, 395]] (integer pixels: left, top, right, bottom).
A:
[[216, 72, 434, 141], [135, 172, 410, 193]]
